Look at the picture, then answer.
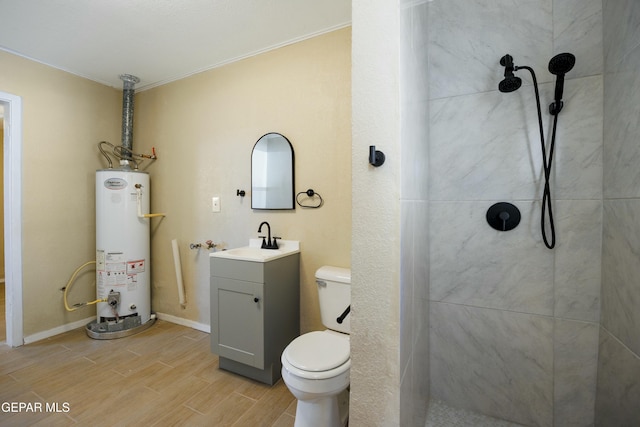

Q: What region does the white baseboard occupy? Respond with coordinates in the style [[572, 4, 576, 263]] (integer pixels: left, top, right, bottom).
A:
[[155, 312, 210, 334], [23, 316, 95, 345]]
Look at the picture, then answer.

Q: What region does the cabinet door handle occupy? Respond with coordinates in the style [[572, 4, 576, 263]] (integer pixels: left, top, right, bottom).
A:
[[254, 297, 260, 303]]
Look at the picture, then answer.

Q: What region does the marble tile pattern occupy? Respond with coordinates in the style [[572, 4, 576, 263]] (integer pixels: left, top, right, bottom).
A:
[[428, 0, 553, 100], [401, 200, 416, 377], [429, 0, 603, 100], [594, 328, 640, 426], [430, 201, 554, 315], [553, 75, 603, 201], [400, 0, 430, 202], [603, 43, 640, 198], [601, 199, 640, 356], [403, 295, 431, 427], [401, 99, 430, 201], [426, 0, 605, 425], [602, 0, 640, 68], [429, 302, 553, 427], [596, 0, 640, 422], [429, 76, 602, 203], [399, 2, 431, 426], [553, 200, 602, 322], [429, 88, 545, 202], [553, 319, 599, 427], [553, 0, 603, 79]]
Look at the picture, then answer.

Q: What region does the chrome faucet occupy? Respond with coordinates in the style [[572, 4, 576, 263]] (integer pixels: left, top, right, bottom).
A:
[[258, 221, 279, 249]]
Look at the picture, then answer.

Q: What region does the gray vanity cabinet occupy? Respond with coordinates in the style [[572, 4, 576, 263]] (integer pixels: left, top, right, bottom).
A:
[[214, 277, 265, 368], [210, 253, 300, 385]]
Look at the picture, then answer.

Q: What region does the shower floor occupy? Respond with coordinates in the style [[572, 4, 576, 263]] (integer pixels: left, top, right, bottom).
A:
[[426, 400, 525, 427]]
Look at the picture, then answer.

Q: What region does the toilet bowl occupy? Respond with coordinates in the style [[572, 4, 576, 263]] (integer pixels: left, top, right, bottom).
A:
[[281, 266, 351, 427]]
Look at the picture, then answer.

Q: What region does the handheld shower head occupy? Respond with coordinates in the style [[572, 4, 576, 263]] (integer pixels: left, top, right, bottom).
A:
[[497, 52, 577, 249], [548, 52, 575, 115], [498, 54, 522, 93], [548, 52, 576, 75]]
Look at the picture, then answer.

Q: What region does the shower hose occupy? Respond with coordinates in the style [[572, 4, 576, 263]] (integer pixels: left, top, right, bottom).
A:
[[518, 66, 557, 249]]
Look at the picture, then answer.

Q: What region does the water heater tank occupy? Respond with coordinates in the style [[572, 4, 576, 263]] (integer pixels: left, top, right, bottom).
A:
[[95, 168, 151, 326]]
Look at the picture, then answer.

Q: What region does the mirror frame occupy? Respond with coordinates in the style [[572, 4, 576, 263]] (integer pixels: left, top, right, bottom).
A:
[[251, 132, 295, 210]]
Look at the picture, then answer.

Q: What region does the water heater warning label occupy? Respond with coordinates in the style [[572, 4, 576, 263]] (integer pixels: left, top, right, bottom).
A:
[[96, 251, 146, 298], [97, 271, 127, 298], [127, 259, 145, 274], [98, 271, 127, 286]]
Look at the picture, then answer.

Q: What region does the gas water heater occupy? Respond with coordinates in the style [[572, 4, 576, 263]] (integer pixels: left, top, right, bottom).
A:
[[85, 74, 158, 339], [93, 169, 151, 330]]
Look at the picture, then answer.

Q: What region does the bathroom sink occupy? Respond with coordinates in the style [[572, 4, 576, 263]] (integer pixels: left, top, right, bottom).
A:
[[211, 239, 300, 263]]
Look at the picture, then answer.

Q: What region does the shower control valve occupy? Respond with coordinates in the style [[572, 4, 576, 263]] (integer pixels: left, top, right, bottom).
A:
[[486, 202, 521, 232]]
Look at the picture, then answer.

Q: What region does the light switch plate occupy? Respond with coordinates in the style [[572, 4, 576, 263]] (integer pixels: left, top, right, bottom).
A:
[[212, 196, 221, 212]]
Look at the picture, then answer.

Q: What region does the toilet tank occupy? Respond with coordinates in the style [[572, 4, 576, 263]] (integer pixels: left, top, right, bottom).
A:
[[316, 266, 351, 334]]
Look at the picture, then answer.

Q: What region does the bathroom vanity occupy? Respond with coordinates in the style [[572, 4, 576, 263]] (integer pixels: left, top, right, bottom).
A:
[[210, 240, 300, 385]]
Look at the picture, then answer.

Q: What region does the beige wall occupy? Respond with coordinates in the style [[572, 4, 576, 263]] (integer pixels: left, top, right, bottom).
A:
[[0, 50, 121, 336], [134, 28, 352, 332], [0, 28, 350, 339]]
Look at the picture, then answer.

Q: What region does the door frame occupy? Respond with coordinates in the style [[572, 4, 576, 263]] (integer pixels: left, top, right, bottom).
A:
[[1, 91, 23, 347]]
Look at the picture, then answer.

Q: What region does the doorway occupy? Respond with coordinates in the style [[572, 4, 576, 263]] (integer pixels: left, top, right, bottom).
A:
[[1, 103, 5, 342], [1, 91, 23, 347], [1, 104, 4, 342]]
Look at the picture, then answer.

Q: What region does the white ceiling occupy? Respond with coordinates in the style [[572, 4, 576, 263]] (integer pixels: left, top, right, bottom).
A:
[[0, 0, 351, 91]]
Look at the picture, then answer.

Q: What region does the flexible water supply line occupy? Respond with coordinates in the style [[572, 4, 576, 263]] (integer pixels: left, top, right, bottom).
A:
[[98, 141, 157, 170], [98, 141, 115, 169], [63, 261, 106, 312]]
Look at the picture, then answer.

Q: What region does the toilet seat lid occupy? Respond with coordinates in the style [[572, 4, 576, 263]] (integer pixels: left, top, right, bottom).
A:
[[284, 331, 350, 372]]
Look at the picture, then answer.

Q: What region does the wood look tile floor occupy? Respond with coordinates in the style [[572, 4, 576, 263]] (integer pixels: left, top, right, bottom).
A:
[[0, 320, 297, 426]]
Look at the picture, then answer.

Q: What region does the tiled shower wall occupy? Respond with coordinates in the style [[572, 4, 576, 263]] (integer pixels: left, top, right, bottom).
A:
[[400, 1, 430, 426], [595, 0, 640, 424], [427, 0, 603, 426]]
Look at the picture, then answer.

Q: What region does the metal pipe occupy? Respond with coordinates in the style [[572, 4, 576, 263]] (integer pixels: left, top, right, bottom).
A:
[[119, 74, 140, 159]]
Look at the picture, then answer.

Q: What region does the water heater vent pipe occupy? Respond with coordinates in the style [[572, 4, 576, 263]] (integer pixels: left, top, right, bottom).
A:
[[119, 74, 140, 159]]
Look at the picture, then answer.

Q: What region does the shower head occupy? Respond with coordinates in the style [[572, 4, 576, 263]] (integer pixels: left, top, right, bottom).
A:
[[499, 75, 522, 93], [498, 54, 522, 93], [548, 53, 575, 75], [548, 52, 575, 115]]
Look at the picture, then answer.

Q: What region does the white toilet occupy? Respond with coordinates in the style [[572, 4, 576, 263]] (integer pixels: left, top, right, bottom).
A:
[[281, 266, 351, 427]]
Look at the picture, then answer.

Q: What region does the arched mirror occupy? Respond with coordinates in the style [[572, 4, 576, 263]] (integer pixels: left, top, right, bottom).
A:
[[251, 132, 295, 210]]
